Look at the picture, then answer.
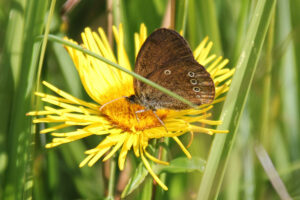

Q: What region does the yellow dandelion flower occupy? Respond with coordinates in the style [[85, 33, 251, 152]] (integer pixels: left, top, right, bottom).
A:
[[27, 24, 234, 191]]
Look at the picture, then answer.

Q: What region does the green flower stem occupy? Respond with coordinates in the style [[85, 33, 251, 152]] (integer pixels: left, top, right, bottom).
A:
[[155, 138, 169, 199], [106, 156, 117, 200], [140, 177, 153, 200], [45, 34, 196, 108]]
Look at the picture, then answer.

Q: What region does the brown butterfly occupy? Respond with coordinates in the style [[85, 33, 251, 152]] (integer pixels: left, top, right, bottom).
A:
[[127, 28, 215, 111]]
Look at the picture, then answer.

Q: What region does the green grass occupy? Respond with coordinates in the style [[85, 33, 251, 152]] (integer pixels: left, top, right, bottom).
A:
[[1, 0, 299, 199]]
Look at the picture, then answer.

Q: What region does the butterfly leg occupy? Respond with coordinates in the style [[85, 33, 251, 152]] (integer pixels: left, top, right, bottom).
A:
[[152, 111, 168, 132], [135, 109, 168, 132], [135, 109, 147, 122]]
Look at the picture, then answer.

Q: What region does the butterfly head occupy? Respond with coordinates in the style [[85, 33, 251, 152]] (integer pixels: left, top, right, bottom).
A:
[[127, 94, 160, 111], [126, 95, 140, 105]]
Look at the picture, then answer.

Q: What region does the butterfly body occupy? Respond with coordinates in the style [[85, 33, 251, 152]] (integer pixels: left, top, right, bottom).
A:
[[128, 28, 215, 110]]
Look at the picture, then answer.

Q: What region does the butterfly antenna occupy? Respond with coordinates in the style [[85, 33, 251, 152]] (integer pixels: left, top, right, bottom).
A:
[[152, 111, 168, 132], [99, 96, 126, 112]]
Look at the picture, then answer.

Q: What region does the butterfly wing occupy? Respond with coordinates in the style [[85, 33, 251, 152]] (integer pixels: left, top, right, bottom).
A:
[[134, 28, 195, 96], [140, 60, 215, 110]]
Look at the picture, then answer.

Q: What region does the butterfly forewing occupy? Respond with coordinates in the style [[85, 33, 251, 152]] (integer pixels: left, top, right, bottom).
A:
[[134, 28, 194, 96]]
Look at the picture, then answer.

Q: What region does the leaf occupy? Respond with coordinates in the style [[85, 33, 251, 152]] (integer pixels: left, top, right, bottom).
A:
[[121, 156, 206, 198], [121, 162, 149, 198], [155, 157, 206, 174]]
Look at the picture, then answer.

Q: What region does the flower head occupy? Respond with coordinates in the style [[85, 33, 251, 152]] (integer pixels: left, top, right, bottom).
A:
[[28, 24, 234, 190]]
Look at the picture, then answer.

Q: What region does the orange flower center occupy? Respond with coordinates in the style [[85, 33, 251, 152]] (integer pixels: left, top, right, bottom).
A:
[[101, 98, 169, 131]]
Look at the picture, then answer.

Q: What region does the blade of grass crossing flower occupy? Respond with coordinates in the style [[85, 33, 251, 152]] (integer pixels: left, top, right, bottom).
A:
[[46, 34, 197, 108], [197, 0, 276, 199], [2, 0, 49, 199]]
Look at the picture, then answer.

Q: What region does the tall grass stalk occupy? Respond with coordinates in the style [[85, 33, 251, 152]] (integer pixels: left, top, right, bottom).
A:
[[197, 0, 276, 199]]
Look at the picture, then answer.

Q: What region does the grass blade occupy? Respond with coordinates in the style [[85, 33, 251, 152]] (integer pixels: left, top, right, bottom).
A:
[[197, 0, 222, 55], [2, 0, 49, 199], [197, 0, 276, 199], [175, 0, 189, 35], [277, 0, 300, 161], [254, 143, 292, 200]]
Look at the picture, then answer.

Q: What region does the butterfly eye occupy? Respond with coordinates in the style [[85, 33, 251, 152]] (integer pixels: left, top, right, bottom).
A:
[[164, 69, 171, 75], [188, 71, 195, 77], [190, 79, 197, 85], [193, 87, 200, 92]]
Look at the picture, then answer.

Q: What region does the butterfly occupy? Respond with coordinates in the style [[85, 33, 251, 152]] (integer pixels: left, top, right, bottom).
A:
[[127, 28, 215, 111]]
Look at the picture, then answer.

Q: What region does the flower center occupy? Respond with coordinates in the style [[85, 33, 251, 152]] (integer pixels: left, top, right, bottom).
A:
[[101, 98, 168, 131]]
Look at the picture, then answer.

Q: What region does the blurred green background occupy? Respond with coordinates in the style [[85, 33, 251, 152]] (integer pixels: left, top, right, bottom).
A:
[[0, 0, 299, 199]]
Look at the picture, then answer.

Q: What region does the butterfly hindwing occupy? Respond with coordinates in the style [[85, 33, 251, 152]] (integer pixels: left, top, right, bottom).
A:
[[140, 60, 215, 109]]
